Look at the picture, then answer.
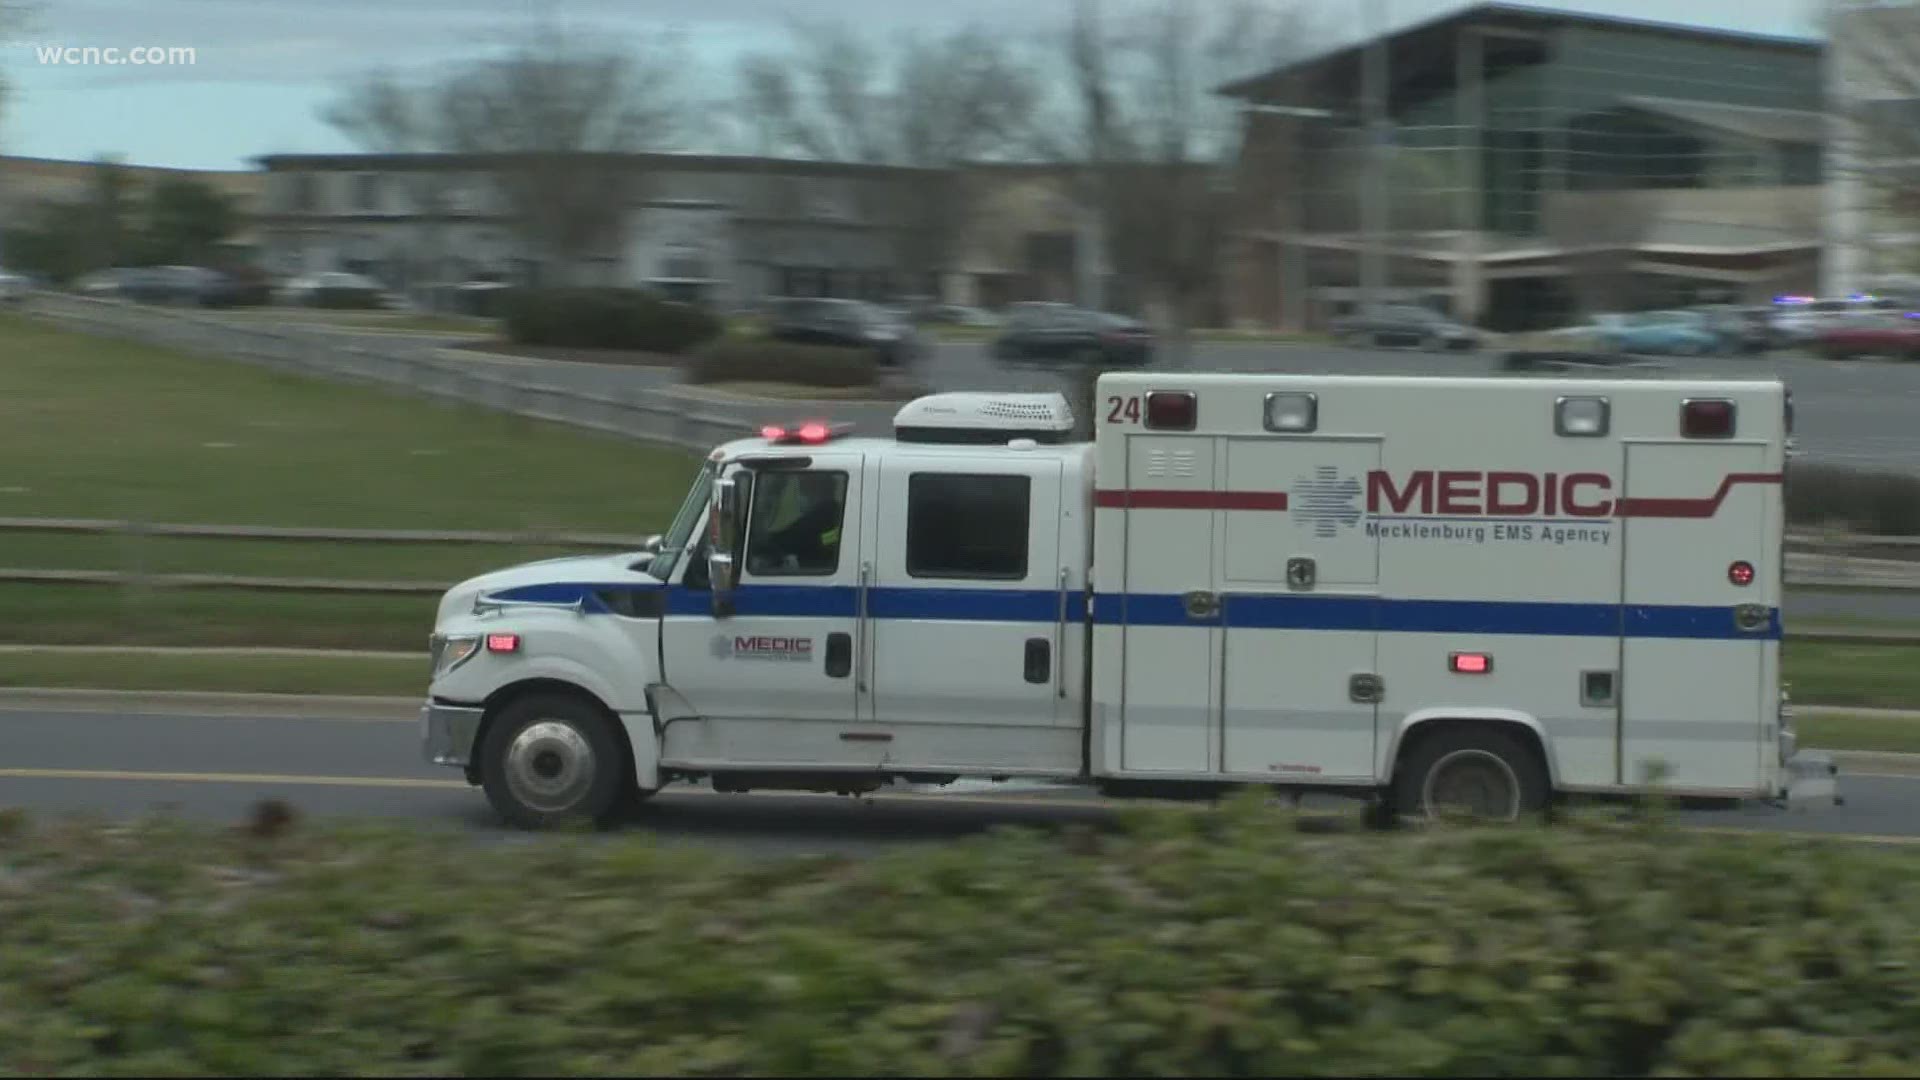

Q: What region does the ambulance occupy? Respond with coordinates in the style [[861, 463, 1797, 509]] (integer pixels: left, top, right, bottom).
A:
[[420, 372, 1839, 829]]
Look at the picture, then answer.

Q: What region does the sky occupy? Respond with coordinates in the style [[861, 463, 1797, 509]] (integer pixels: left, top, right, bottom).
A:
[[0, 0, 1823, 171]]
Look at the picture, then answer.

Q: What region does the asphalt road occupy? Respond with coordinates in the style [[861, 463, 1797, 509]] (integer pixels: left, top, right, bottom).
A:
[[1, 704, 1911, 853], [423, 334, 1920, 474]]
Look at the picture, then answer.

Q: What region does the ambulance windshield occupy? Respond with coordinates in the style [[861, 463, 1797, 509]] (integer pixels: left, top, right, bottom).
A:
[[647, 460, 717, 580]]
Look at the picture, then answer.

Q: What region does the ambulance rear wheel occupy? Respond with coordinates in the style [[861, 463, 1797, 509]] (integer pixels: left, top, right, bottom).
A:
[[480, 693, 627, 830], [1393, 726, 1548, 824]]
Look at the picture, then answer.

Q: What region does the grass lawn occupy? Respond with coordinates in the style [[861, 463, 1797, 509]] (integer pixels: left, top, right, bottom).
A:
[[0, 583, 433, 650], [1783, 642, 1920, 710], [0, 531, 608, 582], [0, 648, 421, 696], [1796, 712, 1920, 755], [0, 312, 702, 532]]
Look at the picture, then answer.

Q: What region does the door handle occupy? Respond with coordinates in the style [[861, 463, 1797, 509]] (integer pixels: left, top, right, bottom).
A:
[[825, 632, 852, 678], [1024, 638, 1051, 684]]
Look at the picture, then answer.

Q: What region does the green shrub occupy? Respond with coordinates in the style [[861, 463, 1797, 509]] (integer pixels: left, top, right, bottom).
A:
[[5, 800, 1920, 1075], [1789, 463, 1920, 536], [685, 337, 879, 388], [504, 288, 721, 353]]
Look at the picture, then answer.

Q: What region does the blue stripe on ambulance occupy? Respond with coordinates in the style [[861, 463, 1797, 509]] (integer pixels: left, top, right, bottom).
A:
[[485, 582, 1781, 641]]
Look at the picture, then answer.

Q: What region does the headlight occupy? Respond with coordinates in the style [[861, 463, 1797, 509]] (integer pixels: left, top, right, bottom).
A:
[[431, 634, 481, 677]]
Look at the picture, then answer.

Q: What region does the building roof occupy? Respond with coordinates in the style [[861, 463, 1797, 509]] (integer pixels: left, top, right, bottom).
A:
[[253, 151, 940, 178], [1618, 95, 1825, 145], [1218, 1, 1820, 99]]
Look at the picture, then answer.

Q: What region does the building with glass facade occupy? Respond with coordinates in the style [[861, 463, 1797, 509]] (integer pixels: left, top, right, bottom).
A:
[[1222, 2, 1823, 331]]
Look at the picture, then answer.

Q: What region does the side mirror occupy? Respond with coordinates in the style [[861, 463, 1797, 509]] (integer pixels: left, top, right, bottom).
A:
[[640, 533, 664, 556], [707, 476, 746, 617]]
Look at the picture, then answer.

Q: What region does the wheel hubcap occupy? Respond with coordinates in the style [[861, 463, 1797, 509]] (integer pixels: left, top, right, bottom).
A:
[[1421, 749, 1521, 821], [504, 720, 596, 814]]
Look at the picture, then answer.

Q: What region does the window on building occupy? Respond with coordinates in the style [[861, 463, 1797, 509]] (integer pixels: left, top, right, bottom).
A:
[[745, 470, 849, 577], [287, 173, 318, 213], [355, 173, 380, 211], [906, 473, 1031, 580]]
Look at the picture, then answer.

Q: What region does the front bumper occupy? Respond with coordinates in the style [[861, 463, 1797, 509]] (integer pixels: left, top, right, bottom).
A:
[[421, 701, 485, 769]]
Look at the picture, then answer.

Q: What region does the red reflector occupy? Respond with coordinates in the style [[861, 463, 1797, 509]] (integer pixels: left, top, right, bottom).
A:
[[1681, 399, 1736, 439], [485, 633, 521, 653], [1728, 560, 1755, 586], [1449, 652, 1492, 674], [1145, 391, 1197, 431]]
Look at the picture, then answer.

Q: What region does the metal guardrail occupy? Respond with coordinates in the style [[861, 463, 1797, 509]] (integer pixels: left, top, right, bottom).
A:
[[21, 293, 752, 453]]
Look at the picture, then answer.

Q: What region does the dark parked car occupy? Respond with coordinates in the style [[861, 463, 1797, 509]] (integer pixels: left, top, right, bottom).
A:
[[990, 305, 1154, 366], [767, 298, 926, 368], [1330, 304, 1480, 350]]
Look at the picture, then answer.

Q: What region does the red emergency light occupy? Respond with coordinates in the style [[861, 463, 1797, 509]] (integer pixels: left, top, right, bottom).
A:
[[1681, 399, 1736, 439], [759, 422, 852, 445], [485, 633, 521, 654], [1145, 391, 1197, 431], [1448, 652, 1492, 674]]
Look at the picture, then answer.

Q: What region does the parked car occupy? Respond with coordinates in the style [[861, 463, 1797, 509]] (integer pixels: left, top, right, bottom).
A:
[[1329, 304, 1480, 350], [767, 297, 927, 369], [0, 269, 29, 304], [1696, 304, 1773, 354], [1814, 314, 1920, 361], [1499, 349, 1672, 374], [1767, 295, 1898, 348], [275, 271, 391, 309], [1594, 310, 1724, 355], [990, 304, 1154, 366], [916, 303, 999, 328]]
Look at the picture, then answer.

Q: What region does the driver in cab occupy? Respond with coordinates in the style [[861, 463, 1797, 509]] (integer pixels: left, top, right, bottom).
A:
[[749, 472, 844, 575]]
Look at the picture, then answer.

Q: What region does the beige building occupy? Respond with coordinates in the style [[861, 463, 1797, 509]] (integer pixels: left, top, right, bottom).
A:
[[1823, 0, 1920, 297]]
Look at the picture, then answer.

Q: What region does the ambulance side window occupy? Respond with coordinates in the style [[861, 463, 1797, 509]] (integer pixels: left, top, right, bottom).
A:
[[744, 469, 849, 577], [906, 473, 1030, 580]]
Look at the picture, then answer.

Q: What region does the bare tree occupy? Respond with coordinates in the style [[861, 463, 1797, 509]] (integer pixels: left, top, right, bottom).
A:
[[1824, 0, 1920, 287], [1049, 0, 1321, 353], [438, 24, 689, 287], [734, 20, 1045, 296], [1543, 189, 1659, 320], [324, 69, 458, 304]]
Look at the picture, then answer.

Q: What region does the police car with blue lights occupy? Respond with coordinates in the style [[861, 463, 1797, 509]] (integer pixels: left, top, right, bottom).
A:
[[421, 373, 1838, 828]]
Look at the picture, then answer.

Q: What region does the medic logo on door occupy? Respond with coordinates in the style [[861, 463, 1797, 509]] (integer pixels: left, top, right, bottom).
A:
[[710, 634, 815, 662]]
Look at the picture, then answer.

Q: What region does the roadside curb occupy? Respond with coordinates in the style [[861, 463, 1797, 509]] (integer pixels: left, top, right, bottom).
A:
[[0, 688, 418, 720]]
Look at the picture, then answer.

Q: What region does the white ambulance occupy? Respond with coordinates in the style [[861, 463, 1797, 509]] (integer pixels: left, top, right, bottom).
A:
[[421, 372, 1839, 829]]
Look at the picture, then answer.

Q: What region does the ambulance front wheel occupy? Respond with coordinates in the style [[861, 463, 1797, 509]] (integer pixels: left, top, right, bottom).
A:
[[1391, 725, 1550, 824], [479, 692, 631, 831]]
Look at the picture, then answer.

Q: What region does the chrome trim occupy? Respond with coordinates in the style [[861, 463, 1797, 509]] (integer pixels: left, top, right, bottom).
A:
[[421, 702, 486, 768], [1054, 567, 1069, 700], [855, 561, 872, 694], [472, 591, 586, 617]]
